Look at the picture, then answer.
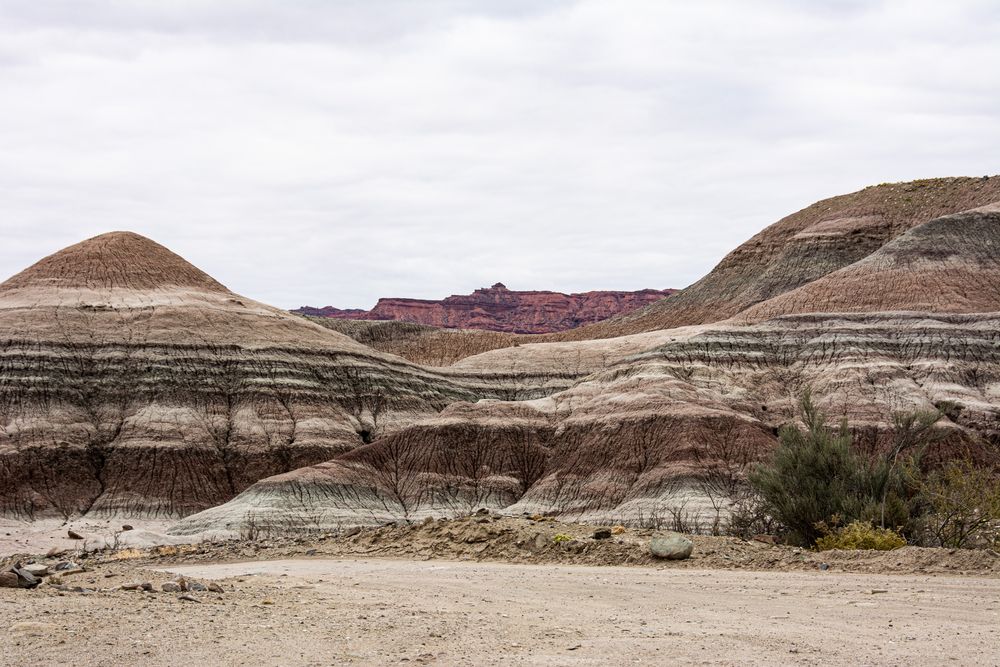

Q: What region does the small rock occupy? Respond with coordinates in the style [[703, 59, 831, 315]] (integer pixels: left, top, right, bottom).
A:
[[121, 525, 134, 531], [11, 566, 40, 589], [305, 549, 318, 556], [869, 589, 888, 594], [475, 508, 490, 516], [121, 581, 153, 592], [611, 525, 626, 535], [67, 530, 83, 540], [649, 532, 694, 560], [343, 526, 361, 538], [0, 572, 18, 588], [161, 582, 181, 593], [261, 599, 274, 605], [178, 594, 201, 603], [819, 563, 830, 571], [188, 581, 207, 592], [593, 528, 612, 540], [54, 561, 78, 572], [753, 534, 777, 545], [45, 547, 65, 558], [22, 563, 49, 577], [207, 582, 224, 594]]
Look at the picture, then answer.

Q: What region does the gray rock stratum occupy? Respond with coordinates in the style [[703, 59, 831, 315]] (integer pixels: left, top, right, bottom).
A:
[[171, 186, 1000, 536], [0, 232, 565, 519]]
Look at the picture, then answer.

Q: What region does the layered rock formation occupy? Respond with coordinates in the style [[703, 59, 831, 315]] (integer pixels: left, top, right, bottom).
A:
[[736, 205, 1000, 321], [7, 177, 1000, 534], [547, 176, 1000, 341], [308, 319, 520, 367], [0, 233, 543, 519], [172, 180, 1000, 536], [176, 306, 1000, 536], [296, 283, 675, 334], [314, 179, 1000, 366]]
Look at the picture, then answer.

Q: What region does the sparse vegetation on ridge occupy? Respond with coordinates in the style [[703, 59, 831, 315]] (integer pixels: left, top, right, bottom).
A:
[[745, 391, 999, 550]]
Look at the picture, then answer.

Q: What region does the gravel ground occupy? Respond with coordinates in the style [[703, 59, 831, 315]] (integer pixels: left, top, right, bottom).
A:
[[2, 558, 999, 666], [2, 516, 999, 665]]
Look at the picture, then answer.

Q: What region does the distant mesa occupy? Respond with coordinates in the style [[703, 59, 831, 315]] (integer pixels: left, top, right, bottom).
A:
[[294, 283, 677, 334]]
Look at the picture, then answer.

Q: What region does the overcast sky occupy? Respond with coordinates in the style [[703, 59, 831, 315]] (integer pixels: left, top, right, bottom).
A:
[[1, 1, 998, 308]]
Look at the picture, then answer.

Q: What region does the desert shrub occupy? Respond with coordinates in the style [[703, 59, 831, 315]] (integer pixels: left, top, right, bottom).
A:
[[552, 533, 572, 543], [749, 392, 933, 546], [749, 393, 873, 545], [918, 460, 1000, 548], [815, 521, 906, 551], [240, 511, 262, 541], [726, 489, 784, 540]]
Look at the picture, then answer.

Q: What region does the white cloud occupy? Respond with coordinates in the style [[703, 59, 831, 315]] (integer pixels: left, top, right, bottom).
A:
[[0, 0, 997, 308]]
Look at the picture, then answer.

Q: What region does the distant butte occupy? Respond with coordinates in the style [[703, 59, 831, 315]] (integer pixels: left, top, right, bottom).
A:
[[294, 283, 677, 334]]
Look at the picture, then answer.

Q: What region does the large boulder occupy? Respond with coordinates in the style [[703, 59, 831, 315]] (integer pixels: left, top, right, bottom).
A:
[[649, 532, 694, 560]]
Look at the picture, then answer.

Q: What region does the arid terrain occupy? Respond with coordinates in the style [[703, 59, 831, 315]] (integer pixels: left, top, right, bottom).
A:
[[2, 177, 1000, 665], [2, 516, 999, 666], [3, 178, 1000, 533]]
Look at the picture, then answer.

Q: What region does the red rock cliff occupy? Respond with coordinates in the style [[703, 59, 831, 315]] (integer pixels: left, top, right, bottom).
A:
[[295, 283, 676, 334]]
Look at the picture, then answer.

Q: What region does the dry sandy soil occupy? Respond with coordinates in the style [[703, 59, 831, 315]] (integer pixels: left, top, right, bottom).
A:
[[2, 517, 999, 666], [2, 558, 999, 666]]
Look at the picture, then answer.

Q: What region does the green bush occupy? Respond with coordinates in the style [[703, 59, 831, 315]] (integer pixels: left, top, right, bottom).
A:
[[749, 393, 872, 545], [749, 391, 935, 546], [815, 521, 906, 551], [552, 533, 572, 543]]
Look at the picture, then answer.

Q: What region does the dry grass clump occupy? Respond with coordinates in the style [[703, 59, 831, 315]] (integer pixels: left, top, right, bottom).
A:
[[815, 522, 906, 551]]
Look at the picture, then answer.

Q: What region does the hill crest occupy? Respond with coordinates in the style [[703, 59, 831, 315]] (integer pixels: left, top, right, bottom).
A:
[[0, 231, 229, 293]]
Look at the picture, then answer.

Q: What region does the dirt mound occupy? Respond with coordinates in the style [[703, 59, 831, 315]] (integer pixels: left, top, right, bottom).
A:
[[0, 231, 229, 293]]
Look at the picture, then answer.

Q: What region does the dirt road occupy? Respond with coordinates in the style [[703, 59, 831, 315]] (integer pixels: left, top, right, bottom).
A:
[[3, 558, 998, 666]]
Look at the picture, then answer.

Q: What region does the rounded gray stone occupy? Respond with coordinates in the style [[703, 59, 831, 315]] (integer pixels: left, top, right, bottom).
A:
[[649, 532, 693, 560]]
